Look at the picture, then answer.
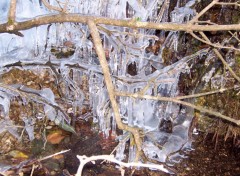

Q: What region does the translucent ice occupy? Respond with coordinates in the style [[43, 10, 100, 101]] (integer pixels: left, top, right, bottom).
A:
[[0, 0, 203, 165]]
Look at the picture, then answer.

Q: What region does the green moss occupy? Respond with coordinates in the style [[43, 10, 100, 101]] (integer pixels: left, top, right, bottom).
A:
[[232, 12, 240, 24]]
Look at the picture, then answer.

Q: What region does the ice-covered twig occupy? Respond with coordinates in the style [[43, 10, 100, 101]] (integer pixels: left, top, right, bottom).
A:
[[189, 0, 219, 24], [199, 32, 240, 83], [0, 83, 73, 131], [76, 155, 169, 176]]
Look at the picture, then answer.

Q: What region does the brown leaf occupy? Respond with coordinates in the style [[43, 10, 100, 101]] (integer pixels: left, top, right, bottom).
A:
[[46, 130, 66, 144]]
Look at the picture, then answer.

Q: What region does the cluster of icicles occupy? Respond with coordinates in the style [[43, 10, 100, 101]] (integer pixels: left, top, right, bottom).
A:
[[0, 0, 206, 164]]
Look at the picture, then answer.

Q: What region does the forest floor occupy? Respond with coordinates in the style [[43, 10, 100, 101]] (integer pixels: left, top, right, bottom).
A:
[[1, 115, 239, 176]]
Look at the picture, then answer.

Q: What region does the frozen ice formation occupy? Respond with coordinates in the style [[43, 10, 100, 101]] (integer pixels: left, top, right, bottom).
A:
[[0, 0, 203, 164]]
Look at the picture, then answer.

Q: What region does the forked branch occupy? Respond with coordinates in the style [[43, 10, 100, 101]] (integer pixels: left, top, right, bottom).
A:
[[87, 20, 143, 161]]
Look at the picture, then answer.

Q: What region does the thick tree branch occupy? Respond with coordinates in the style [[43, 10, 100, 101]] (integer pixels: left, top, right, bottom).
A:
[[1, 14, 240, 34]]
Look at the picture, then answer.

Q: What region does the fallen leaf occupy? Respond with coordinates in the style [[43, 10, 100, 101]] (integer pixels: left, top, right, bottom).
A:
[[47, 130, 66, 144], [8, 150, 29, 159]]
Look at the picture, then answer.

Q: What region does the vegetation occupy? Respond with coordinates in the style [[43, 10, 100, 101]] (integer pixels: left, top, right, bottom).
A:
[[0, 0, 239, 175]]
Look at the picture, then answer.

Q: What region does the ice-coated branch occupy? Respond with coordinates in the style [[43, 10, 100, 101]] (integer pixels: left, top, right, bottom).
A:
[[115, 91, 240, 126], [76, 155, 169, 176], [199, 32, 240, 83], [0, 83, 74, 131], [87, 19, 143, 161]]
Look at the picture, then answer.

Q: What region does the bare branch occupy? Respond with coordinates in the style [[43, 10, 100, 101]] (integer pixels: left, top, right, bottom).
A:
[[190, 31, 240, 52], [189, 0, 219, 24], [38, 149, 70, 162], [175, 86, 239, 100], [76, 155, 169, 176], [1, 14, 240, 34], [41, 0, 67, 13], [199, 32, 240, 83], [216, 2, 240, 7], [87, 20, 143, 160], [228, 31, 240, 43], [115, 91, 240, 126]]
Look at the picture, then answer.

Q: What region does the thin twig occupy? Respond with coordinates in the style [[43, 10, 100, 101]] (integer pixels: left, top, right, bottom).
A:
[[38, 149, 70, 162], [76, 155, 169, 176], [189, 0, 219, 24], [228, 31, 240, 43], [175, 86, 239, 100], [216, 2, 240, 7], [115, 91, 240, 126], [41, 0, 67, 13], [190, 31, 240, 52], [199, 31, 240, 83]]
